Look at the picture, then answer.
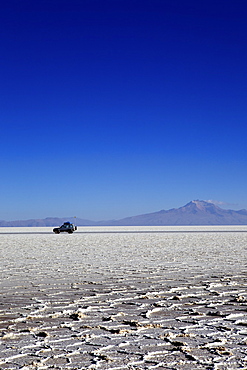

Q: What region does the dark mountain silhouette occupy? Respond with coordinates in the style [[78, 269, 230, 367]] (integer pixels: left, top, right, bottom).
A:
[[1, 200, 247, 226]]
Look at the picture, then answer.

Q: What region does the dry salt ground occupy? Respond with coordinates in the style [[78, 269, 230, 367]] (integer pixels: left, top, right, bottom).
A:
[[0, 226, 247, 370]]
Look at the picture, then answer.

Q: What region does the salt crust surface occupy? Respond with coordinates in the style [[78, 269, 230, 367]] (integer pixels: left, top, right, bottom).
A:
[[0, 226, 247, 369]]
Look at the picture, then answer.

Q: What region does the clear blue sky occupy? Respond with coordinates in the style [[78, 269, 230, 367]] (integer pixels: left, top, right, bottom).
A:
[[1, 0, 247, 221]]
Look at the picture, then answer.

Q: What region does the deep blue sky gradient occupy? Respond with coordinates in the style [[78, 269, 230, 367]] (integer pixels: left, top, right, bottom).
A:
[[1, 0, 247, 220]]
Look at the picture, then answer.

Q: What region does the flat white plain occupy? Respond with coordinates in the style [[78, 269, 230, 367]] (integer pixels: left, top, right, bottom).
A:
[[0, 226, 247, 369], [1, 226, 246, 286]]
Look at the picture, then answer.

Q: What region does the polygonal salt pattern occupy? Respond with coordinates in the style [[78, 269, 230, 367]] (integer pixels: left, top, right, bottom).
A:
[[0, 226, 247, 369]]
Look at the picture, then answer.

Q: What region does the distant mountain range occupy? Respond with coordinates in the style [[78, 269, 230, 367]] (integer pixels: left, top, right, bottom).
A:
[[1, 200, 247, 227], [106, 200, 247, 226]]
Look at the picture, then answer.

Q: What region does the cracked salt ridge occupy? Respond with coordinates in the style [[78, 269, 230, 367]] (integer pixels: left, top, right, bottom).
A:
[[1, 227, 247, 369]]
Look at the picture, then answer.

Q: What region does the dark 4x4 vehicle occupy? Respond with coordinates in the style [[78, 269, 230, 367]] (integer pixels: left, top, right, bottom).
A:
[[53, 222, 77, 234]]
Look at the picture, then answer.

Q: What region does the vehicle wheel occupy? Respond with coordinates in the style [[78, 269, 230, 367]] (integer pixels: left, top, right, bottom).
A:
[[68, 230, 73, 234]]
